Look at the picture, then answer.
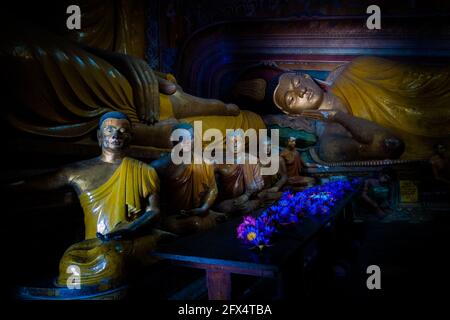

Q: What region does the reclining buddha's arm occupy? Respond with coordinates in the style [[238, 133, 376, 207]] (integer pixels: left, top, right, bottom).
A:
[[303, 110, 405, 160]]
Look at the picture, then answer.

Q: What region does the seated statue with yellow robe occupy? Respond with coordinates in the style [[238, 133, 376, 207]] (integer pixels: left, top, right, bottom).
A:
[[9, 112, 169, 290], [151, 123, 226, 235]]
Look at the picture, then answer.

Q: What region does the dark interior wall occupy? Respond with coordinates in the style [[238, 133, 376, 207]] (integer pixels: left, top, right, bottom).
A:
[[146, 0, 450, 74]]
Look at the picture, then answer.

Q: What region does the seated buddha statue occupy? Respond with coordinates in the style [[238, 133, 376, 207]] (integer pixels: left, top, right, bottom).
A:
[[256, 136, 288, 203], [151, 123, 226, 235], [214, 132, 264, 215], [257, 136, 315, 202], [280, 137, 316, 190], [234, 56, 450, 161], [9, 112, 170, 290], [361, 168, 394, 218], [430, 143, 450, 186]]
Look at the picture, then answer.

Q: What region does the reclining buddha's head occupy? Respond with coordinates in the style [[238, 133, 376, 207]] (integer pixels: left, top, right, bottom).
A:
[[273, 73, 324, 114]]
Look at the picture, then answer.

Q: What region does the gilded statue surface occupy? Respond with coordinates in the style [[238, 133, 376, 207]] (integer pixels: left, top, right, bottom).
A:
[[1, 2, 448, 164], [263, 57, 450, 161], [10, 112, 170, 289]]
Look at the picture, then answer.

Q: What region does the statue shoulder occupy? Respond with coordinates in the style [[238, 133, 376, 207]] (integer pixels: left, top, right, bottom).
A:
[[150, 154, 172, 173], [59, 157, 103, 190]]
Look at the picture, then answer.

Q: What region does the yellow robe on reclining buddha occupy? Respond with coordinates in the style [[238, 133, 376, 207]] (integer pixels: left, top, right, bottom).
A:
[[57, 157, 162, 289], [330, 56, 450, 159], [2, 25, 265, 147]]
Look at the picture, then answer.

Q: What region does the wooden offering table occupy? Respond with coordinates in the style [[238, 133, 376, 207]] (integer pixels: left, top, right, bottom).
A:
[[152, 192, 356, 300]]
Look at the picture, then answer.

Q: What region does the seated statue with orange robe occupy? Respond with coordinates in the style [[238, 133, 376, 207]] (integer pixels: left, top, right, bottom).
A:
[[214, 132, 265, 215], [280, 137, 316, 190], [9, 112, 170, 290], [256, 136, 288, 203], [151, 123, 226, 235]]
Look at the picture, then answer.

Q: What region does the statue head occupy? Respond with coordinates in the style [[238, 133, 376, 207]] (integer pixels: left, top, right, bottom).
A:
[[273, 73, 324, 114], [261, 136, 272, 155], [97, 112, 132, 153], [171, 122, 194, 153], [227, 130, 245, 155], [378, 167, 395, 185], [434, 143, 446, 157], [287, 136, 297, 149]]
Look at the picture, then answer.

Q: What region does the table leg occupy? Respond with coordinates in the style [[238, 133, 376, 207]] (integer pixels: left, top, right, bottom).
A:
[[206, 270, 231, 300]]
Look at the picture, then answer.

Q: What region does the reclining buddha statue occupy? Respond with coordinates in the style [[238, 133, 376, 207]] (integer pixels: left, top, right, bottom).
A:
[[234, 57, 450, 161], [1, 1, 448, 162], [0, 2, 265, 150]]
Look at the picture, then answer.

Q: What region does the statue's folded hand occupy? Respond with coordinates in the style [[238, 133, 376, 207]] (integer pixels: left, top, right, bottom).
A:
[[181, 207, 209, 217], [266, 186, 280, 193], [233, 194, 249, 206], [237, 199, 261, 214], [97, 227, 133, 242]]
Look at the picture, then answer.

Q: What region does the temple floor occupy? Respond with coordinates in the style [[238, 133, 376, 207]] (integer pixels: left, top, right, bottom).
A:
[[7, 181, 450, 300], [121, 207, 450, 300]]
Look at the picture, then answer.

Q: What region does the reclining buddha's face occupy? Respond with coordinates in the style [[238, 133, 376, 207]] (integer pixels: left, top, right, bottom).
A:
[[273, 73, 324, 114]]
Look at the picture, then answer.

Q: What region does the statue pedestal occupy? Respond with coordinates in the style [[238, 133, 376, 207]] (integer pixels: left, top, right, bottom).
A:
[[16, 281, 128, 300]]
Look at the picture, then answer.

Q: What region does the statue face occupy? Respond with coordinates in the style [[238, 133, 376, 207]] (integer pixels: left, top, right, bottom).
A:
[[175, 128, 194, 153], [98, 118, 131, 152], [228, 132, 244, 155], [287, 137, 296, 149], [379, 174, 390, 185], [273, 73, 324, 114], [261, 138, 271, 155], [435, 144, 446, 156]]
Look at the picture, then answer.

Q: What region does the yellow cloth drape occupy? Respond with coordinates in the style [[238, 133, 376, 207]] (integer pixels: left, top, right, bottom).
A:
[[4, 28, 140, 137], [331, 56, 450, 159], [183, 110, 266, 149], [4, 27, 266, 142], [79, 157, 159, 240], [64, 0, 147, 58]]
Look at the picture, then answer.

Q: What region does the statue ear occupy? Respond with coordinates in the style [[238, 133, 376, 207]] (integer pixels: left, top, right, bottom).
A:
[[313, 78, 332, 91], [97, 129, 102, 147]]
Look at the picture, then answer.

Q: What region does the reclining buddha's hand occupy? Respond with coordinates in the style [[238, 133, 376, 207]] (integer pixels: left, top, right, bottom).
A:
[[106, 54, 176, 124]]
